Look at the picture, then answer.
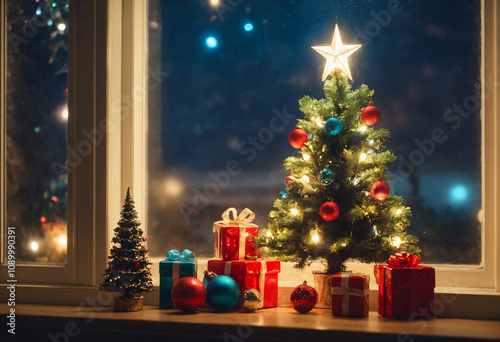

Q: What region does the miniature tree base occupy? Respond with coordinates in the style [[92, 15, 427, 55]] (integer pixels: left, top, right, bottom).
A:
[[113, 296, 144, 312]]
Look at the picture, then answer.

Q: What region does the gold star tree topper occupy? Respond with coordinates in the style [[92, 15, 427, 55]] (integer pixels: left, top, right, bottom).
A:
[[312, 24, 362, 81]]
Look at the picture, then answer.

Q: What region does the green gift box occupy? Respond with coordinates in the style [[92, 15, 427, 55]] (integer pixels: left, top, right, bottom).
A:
[[159, 249, 197, 309]]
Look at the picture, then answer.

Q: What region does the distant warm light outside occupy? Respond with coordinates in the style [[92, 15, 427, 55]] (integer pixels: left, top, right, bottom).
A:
[[60, 106, 68, 121], [209, 0, 220, 7], [206, 36, 217, 48], [57, 235, 67, 248], [30, 241, 39, 252], [164, 177, 184, 197]]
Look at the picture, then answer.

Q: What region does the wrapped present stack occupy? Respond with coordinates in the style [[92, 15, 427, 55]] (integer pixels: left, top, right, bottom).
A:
[[159, 249, 197, 309], [375, 251, 435, 319], [207, 208, 281, 309]]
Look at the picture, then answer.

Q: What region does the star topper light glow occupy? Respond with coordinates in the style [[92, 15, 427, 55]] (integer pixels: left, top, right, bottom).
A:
[[312, 24, 362, 81]]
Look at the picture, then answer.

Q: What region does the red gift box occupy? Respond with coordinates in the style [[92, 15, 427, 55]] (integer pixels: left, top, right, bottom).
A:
[[213, 208, 258, 261], [375, 252, 435, 319], [207, 259, 280, 308], [331, 273, 369, 317]]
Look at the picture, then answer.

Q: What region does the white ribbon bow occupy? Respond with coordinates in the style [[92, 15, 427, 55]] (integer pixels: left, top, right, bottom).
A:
[[221, 207, 255, 225], [213, 208, 255, 260]]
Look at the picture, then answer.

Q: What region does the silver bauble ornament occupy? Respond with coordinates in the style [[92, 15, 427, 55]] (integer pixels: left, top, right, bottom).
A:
[[240, 288, 262, 313]]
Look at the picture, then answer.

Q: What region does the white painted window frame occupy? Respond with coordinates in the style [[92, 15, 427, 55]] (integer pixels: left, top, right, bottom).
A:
[[0, 0, 498, 319]]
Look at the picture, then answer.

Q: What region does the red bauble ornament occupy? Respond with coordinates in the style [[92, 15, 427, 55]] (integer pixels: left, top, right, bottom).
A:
[[290, 281, 318, 313], [361, 105, 380, 125], [171, 277, 207, 313], [284, 176, 296, 186], [135, 262, 140, 268], [288, 128, 308, 148], [371, 180, 390, 201], [319, 201, 340, 221]]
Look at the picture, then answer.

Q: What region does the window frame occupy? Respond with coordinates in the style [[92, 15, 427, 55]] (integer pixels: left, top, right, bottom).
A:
[[0, 0, 108, 286], [0, 0, 498, 318]]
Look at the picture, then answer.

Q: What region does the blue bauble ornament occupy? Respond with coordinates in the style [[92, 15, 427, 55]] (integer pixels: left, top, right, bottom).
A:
[[319, 169, 334, 185], [206, 275, 240, 312], [324, 118, 342, 136]]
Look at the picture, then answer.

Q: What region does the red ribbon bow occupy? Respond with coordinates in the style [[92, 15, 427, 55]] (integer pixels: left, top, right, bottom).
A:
[[386, 251, 421, 267]]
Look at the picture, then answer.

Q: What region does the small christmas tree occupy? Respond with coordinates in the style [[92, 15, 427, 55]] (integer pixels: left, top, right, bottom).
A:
[[260, 25, 419, 274], [100, 188, 153, 311]]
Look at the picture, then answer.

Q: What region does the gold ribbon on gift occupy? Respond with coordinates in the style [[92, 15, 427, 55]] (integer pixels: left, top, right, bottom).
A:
[[213, 208, 256, 260], [331, 273, 369, 316], [224, 261, 232, 275], [258, 261, 267, 309]]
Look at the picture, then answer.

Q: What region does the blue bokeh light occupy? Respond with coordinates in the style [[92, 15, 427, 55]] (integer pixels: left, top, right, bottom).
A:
[[244, 23, 254, 31], [450, 185, 468, 203], [206, 36, 217, 48]]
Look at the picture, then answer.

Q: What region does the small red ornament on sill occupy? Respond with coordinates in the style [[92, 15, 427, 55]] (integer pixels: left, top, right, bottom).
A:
[[172, 277, 206, 313], [290, 281, 318, 313]]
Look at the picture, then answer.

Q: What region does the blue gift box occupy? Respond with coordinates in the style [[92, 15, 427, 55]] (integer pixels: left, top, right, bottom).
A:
[[159, 249, 197, 309]]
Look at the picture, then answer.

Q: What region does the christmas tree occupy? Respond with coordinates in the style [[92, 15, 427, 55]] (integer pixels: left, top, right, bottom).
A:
[[100, 188, 154, 303], [260, 25, 419, 274]]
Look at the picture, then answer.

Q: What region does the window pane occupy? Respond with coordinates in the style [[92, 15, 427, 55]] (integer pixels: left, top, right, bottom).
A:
[[147, 0, 481, 264], [5, 0, 69, 264]]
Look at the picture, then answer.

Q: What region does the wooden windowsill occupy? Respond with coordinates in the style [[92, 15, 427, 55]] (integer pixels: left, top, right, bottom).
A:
[[2, 304, 499, 342]]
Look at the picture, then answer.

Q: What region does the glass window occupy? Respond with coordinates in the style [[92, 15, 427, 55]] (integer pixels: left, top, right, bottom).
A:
[[5, 0, 69, 264], [147, 0, 481, 264]]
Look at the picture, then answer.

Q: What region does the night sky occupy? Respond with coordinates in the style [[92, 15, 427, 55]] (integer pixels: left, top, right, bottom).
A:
[[151, 0, 481, 262]]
